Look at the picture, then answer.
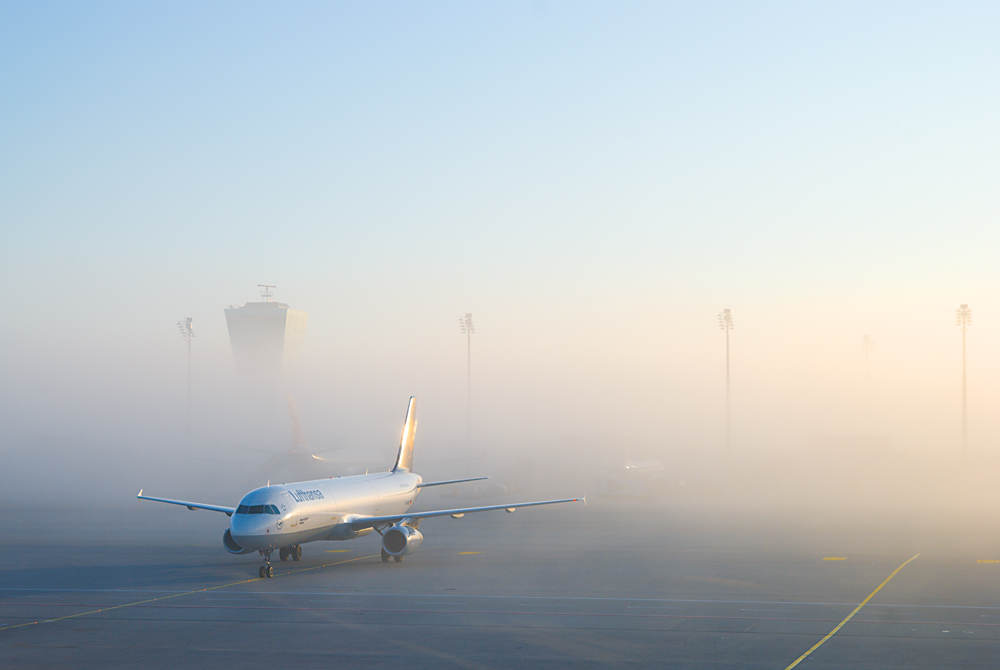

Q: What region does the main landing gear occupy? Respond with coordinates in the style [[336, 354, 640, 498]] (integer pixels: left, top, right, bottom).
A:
[[279, 545, 302, 562], [258, 550, 274, 579], [381, 548, 402, 563]]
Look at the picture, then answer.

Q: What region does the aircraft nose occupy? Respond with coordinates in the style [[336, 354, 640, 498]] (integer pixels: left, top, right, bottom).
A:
[[230, 515, 270, 548], [230, 514, 249, 535]]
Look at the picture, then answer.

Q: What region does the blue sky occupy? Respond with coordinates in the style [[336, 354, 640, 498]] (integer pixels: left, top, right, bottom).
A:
[[1, 2, 999, 461]]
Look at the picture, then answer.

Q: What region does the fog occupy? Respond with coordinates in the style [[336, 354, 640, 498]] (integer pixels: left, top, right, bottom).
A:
[[2, 3, 999, 520], [3, 285, 998, 516]]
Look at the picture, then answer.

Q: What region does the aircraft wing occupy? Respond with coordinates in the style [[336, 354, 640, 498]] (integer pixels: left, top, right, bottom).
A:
[[350, 497, 582, 530], [136, 490, 236, 516]]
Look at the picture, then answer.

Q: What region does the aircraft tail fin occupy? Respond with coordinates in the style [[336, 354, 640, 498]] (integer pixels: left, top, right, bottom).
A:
[[392, 396, 417, 472], [288, 395, 308, 450]]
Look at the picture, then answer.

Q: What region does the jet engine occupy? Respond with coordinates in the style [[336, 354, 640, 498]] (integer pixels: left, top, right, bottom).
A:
[[223, 528, 255, 555], [382, 524, 423, 558]]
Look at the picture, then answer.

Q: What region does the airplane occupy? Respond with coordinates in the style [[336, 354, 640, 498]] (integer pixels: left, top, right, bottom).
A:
[[138, 397, 582, 578], [599, 458, 673, 500]]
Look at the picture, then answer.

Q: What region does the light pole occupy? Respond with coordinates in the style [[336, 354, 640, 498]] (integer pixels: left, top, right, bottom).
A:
[[459, 313, 475, 447], [862, 335, 873, 429], [956, 304, 972, 453], [718, 308, 734, 452], [177, 317, 195, 446]]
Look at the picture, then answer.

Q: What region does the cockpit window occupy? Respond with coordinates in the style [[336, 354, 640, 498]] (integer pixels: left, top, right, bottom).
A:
[[235, 504, 281, 515]]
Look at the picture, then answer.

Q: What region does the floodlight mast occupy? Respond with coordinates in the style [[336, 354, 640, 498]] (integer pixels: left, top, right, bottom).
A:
[[956, 304, 972, 453], [459, 313, 475, 447], [177, 317, 195, 446], [863, 335, 873, 429], [718, 308, 734, 452]]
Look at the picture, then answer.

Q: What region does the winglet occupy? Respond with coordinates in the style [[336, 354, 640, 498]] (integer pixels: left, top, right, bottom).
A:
[[137, 489, 143, 498]]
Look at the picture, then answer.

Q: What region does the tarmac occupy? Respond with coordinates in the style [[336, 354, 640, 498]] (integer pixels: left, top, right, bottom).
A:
[[2, 502, 1000, 669]]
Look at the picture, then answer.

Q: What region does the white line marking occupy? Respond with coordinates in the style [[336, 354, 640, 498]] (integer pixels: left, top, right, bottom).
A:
[[741, 609, 800, 612], [3, 587, 997, 612]]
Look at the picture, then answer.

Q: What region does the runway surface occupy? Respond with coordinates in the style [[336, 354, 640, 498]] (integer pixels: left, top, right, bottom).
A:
[[2, 503, 1000, 668]]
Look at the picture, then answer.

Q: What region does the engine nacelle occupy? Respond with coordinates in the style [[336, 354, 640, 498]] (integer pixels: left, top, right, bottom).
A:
[[223, 528, 255, 555], [382, 525, 423, 557]]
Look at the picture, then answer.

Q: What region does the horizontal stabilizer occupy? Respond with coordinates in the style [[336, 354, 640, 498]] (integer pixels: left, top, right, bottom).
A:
[[417, 477, 489, 488]]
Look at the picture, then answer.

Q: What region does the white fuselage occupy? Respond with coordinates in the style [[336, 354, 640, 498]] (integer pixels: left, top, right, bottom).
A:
[[230, 471, 422, 551]]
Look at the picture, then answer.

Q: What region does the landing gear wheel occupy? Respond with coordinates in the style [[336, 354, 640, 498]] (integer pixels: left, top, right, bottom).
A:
[[279, 548, 289, 561], [258, 549, 275, 578], [393, 556, 402, 563], [381, 548, 390, 563], [293, 545, 302, 561]]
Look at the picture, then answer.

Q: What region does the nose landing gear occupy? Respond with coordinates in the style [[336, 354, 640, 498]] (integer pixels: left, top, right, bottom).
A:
[[258, 550, 275, 578]]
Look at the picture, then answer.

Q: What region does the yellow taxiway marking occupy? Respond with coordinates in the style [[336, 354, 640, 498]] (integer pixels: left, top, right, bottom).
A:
[[823, 557, 847, 561], [977, 559, 999, 564], [325, 550, 352, 553], [458, 552, 481, 555], [783, 554, 919, 670], [0, 553, 379, 633]]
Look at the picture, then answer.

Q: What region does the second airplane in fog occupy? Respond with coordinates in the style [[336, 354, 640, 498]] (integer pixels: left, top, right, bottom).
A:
[[139, 397, 582, 577]]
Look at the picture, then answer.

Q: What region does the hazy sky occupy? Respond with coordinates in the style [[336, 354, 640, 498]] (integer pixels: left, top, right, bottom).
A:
[[2, 2, 999, 466]]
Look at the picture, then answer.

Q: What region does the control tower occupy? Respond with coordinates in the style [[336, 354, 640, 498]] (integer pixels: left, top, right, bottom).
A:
[[224, 285, 308, 376]]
